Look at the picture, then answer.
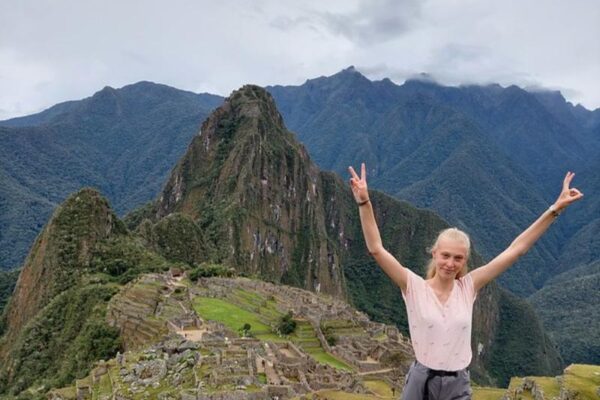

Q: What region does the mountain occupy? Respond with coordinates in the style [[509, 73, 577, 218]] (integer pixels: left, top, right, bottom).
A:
[[0, 189, 126, 394], [529, 260, 600, 365], [1, 189, 123, 339], [267, 67, 599, 297], [0, 82, 223, 270]]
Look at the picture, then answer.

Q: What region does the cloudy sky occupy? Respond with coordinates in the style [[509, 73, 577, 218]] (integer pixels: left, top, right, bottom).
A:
[[1, 0, 599, 120]]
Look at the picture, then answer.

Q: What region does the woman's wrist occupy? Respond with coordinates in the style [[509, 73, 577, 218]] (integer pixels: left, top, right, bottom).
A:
[[358, 199, 370, 206], [548, 204, 564, 217]]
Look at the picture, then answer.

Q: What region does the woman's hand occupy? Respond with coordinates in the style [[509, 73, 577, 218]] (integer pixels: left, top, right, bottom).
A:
[[348, 163, 370, 204], [553, 171, 584, 211]]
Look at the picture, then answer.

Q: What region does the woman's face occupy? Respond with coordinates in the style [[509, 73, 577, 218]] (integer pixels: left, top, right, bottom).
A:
[[432, 237, 468, 279]]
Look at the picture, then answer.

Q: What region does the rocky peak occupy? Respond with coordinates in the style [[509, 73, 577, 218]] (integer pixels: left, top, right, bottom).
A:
[[2, 188, 125, 341], [229, 84, 286, 125], [155, 85, 344, 296]]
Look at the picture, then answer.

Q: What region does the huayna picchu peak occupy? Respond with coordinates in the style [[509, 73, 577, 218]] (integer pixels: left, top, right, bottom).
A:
[[155, 85, 347, 298]]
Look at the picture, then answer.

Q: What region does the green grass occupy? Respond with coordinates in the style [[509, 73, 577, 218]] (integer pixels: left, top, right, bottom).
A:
[[232, 288, 266, 305], [193, 296, 272, 335], [309, 350, 353, 371], [472, 386, 506, 400], [363, 379, 394, 397], [529, 376, 560, 398], [563, 364, 600, 399], [296, 390, 383, 399], [49, 386, 78, 399], [257, 373, 267, 384], [96, 372, 112, 398], [505, 364, 600, 400], [228, 289, 283, 321]]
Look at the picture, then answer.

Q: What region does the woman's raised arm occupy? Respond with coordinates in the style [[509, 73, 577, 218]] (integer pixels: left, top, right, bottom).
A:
[[349, 163, 409, 292], [470, 171, 584, 292]]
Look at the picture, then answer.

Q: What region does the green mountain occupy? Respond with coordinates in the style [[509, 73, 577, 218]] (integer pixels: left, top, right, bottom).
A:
[[529, 260, 600, 365], [0, 187, 178, 397], [0, 82, 223, 270]]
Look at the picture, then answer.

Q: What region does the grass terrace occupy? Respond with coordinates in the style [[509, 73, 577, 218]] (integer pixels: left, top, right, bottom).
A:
[[293, 389, 391, 399], [193, 296, 281, 340], [472, 386, 506, 400], [363, 379, 395, 397], [192, 295, 353, 371], [563, 364, 600, 399]]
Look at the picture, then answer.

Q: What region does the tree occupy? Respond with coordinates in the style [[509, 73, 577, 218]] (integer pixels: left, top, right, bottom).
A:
[[276, 312, 296, 335]]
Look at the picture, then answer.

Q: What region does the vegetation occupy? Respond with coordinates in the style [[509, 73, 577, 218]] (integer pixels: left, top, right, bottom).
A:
[[90, 234, 171, 284], [0, 284, 121, 395], [188, 263, 234, 281], [149, 213, 210, 265], [487, 290, 562, 386], [277, 311, 297, 335], [324, 329, 337, 346], [0, 82, 222, 270], [562, 364, 600, 399], [0, 269, 19, 316], [530, 263, 600, 365], [239, 323, 253, 337], [193, 297, 273, 338], [471, 387, 507, 400], [122, 202, 155, 231]]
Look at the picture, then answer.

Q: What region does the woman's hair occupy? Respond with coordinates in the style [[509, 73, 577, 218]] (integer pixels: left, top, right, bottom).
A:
[[425, 228, 471, 279]]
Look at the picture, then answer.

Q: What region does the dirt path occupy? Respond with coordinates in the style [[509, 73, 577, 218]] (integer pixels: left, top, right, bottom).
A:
[[177, 328, 209, 341], [357, 368, 394, 376]]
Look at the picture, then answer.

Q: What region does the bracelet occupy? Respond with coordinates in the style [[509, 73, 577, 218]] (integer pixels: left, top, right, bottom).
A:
[[549, 204, 562, 218], [358, 199, 370, 206]]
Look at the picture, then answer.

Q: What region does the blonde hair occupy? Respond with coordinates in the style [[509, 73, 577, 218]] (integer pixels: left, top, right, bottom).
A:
[[426, 228, 471, 279]]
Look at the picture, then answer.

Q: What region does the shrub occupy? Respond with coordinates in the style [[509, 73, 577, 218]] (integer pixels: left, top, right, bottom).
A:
[[277, 312, 296, 335], [239, 323, 252, 337], [188, 263, 234, 281], [322, 326, 337, 346]]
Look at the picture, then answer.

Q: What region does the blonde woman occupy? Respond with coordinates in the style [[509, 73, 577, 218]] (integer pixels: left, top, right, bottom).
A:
[[348, 163, 583, 400]]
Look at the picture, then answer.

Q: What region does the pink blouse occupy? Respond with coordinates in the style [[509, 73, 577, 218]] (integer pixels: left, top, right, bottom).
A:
[[401, 269, 477, 371]]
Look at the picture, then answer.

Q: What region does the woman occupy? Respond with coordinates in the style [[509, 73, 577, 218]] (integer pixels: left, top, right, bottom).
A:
[[348, 163, 583, 400]]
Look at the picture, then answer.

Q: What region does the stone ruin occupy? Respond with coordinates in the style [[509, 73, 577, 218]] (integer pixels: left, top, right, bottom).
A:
[[53, 273, 416, 399]]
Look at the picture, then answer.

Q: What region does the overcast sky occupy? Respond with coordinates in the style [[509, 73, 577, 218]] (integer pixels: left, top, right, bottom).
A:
[[1, 0, 599, 120]]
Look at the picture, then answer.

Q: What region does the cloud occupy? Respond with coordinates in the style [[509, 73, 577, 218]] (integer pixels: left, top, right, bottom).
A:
[[316, 0, 422, 46], [0, 0, 599, 118]]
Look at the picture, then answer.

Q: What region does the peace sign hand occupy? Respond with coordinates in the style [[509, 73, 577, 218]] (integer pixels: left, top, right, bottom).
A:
[[348, 163, 370, 204], [554, 171, 584, 211]]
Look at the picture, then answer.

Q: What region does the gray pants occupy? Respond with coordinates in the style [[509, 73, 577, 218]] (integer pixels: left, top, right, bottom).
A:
[[401, 361, 472, 400]]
